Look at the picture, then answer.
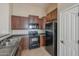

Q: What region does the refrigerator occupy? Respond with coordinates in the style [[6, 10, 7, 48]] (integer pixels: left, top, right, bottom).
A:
[[45, 21, 57, 56]]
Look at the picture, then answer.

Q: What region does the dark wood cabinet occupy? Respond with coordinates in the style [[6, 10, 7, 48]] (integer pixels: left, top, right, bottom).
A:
[[21, 37, 29, 49], [11, 15, 42, 30], [16, 36, 29, 56], [46, 8, 57, 22], [51, 9, 57, 20], [29, 15, 45, 29], [16, 43, 22, 56], [11, 16, 21, 29], [20, 17, 28, 29], [28, 15, 39, 23], [40, 35, 46, 47], [11, 15, 28, 30], [40, 17, 46, 29], [38, 19, 44, 29], [29, 15, 44, 29]]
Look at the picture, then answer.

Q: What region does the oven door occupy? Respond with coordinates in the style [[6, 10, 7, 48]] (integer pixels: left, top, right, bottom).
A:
[[28, 23, 39, 29], [29, 37, 40, 49]]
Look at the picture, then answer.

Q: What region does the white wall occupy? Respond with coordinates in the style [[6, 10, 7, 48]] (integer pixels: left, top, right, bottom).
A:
[[9, 3, 13, 34], [12, 3, 46, 18], [0, 3, 10, 35]]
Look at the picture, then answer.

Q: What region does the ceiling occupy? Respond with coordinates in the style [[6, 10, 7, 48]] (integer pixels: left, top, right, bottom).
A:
[[12, 3, 57, 17], [12, 3, 56, 9]]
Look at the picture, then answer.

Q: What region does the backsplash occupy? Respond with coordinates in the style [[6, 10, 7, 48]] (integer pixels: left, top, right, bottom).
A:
[[12, 29, 45, 35]]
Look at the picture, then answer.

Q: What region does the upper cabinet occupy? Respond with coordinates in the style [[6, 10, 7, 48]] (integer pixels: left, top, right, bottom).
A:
[[11, 15, 28, 30], [11, 16, 21, 29], [29, 15, 44, 29], [11, 15, 44, 30], [0, 4, 11, 34], [46, 8, 57, 22], [28, 15, 39, 23]]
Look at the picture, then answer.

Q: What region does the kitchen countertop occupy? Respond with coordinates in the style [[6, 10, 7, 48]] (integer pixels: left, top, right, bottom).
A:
[[0, 30, 45, 56], [0, 34, 12, 41], [0, 36, 21, 56]]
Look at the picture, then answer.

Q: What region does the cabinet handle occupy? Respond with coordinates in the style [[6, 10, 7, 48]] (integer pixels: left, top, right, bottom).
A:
[[78, 40, 79, 44]]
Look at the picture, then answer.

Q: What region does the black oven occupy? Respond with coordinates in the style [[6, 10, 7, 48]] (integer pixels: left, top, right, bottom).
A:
[[28, 23, 40, 49], [28, 23, 39, 29], [29, 31, 40, 49]]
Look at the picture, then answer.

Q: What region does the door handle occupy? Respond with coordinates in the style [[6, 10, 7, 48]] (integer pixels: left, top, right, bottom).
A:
[[61, 40, 64, 44], [78, 40, 79, 44]]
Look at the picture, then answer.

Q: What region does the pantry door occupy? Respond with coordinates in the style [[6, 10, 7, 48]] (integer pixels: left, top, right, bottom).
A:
[[59, 6, 79, 56]]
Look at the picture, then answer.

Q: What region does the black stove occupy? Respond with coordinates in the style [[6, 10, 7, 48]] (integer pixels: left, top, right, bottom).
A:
[[29, 31, 40, 49]]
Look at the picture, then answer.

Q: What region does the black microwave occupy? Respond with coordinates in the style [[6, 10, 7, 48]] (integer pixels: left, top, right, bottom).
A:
[[28, 23, 39, 29]]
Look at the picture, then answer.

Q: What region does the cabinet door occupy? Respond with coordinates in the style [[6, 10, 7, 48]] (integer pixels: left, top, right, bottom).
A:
[[40, 35, 46, 47], [20, 17, 28, 29], [46, 8, 57, 22], [39, 19, 44, 29], [21, 37, 29, 49], [51, 9, 57, 20], [11, 16, 21, 29], [11, 16, 28, 29], [29, 15, 39, 23], [47, 14, 50, 21]]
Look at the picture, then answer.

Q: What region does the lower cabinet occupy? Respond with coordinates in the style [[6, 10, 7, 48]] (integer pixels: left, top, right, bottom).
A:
[[16, 36, 29, 56], [15, 46, 21, 56], [40, 35, 46, 47], [20, 37, 29, 49]]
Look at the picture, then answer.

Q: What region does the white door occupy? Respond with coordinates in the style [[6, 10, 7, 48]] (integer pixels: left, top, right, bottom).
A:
[[59, 6, 79, 56]]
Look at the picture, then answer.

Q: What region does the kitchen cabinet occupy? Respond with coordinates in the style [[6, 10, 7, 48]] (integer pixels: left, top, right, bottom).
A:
[[20, 17, 28, 29], [29, 15, 44, 29], [12, 15, 44, 30], [0, 4, 11, 34], [29, 15, 45, 29], [40, 17, 46, 29], [15, 45, 21, 56], [11, 16, 28, 29], [40, 35, 46, 47], [51, 9, 57, 20], [16, 36, 28, 55], [11, 16, 21, 29], [38, 19, 44, 29], [46, 8, 57, 22], [20, 37, 29, 49], [28, 15, 39, 23]]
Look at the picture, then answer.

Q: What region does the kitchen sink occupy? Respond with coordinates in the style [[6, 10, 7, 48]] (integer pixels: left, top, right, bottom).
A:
[[0, 42, 19, 56], [0, 36, 21, 56], [0, 46, 15, 56]]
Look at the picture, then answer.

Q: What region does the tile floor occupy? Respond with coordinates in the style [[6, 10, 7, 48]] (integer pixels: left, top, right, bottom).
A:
[[21, 47, 51, 56]]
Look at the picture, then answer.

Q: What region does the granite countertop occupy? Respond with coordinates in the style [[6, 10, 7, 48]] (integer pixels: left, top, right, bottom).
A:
[[0, 34, 12, 41], [0, 29, 45, 56], [0, 36, 21, 56], [0, 45, 17, 56]]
